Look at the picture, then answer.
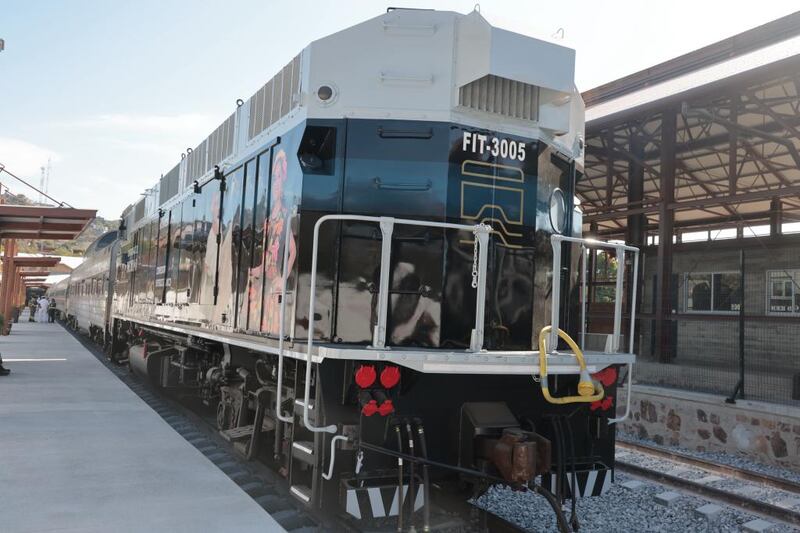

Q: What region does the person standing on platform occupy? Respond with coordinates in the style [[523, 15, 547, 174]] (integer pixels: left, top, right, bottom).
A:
[[37, 295, 49, 322], [28, 298, 36, 322], [48, 298, 56, 323]]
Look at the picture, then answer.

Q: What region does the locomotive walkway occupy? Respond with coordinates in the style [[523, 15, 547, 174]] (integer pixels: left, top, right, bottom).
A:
[[0, 320, 283, 533]]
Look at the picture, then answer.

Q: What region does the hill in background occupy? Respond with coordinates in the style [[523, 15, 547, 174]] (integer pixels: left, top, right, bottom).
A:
[[2, 190, 115, 257]]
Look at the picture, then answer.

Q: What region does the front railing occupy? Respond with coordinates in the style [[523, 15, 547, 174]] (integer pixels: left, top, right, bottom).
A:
[[550, 234, 640, 424], [306, 215, 492, 354], [290, 214, 491, 434]]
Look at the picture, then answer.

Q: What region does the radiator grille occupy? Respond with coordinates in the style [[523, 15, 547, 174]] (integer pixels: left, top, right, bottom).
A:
[[248, 54, 302, 140], [458, 75, 539, 121], [183, 112, 235, 187], [185, 139, 207, 187], [134, 199, 145, 222], [208, 113, 236, 172], [159, 164, 180, 205]]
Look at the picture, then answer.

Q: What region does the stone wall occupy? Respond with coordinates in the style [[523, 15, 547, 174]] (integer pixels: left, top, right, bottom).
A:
[[619, 385, 800, 471]]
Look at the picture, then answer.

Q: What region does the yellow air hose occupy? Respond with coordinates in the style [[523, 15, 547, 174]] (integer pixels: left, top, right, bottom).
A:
[[538, 326, 604, 404]]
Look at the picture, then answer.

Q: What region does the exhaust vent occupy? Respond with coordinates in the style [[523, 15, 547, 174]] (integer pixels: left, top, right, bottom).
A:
[[133, 199, 145, 222], [159, 164, 180, 205], [184, 112, 235, 188], [458, 75, 539, 121], [248, 54, 302, 140]]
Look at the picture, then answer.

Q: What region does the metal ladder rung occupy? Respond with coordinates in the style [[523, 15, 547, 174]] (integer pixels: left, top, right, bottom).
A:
[[290, 484, 312, 503]]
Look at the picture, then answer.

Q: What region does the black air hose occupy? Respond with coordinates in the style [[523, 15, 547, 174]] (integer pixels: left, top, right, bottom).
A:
[[404, 420, 417, 530], [414, 418, 431, 532], [563, 416, 580, 531], [393, 421, 404, 533]]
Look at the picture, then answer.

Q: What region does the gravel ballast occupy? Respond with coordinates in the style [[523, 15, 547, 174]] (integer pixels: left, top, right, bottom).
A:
[[619, 431, 800, 485], [475, 472, 796, 532]]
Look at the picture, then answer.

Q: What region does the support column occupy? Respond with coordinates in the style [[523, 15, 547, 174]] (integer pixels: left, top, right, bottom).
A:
[[729, 94, 739, 195], [626, 133, 646, 247], [655, 108, 677, 363], [770, 197, 782, 236], [1, 239, 15, 334]]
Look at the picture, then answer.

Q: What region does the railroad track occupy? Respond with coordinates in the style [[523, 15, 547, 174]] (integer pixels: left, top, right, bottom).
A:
[[64, 322, 522, 533], [616, 439, 800, 528]]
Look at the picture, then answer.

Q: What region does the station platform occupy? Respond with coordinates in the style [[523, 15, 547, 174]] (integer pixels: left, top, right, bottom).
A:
[[0, 321, 284, 533]]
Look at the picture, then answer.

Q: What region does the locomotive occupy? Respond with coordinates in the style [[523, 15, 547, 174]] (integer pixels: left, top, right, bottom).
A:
[[50, 8, 638, 530]]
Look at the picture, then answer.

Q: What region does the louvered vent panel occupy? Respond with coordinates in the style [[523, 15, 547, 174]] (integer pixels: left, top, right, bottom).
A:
[[185, 139, 208, 187], [159, 164, 180, 205], [458, 75, 539, 121], [206, 113, 235, 174], [134, 199, 145, 222], [248, 54, 302, 140]]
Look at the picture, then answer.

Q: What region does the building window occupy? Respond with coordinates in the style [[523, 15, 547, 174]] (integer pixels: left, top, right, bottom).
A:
[[685, 272, 741, 313], [766, 270, 800, 315], [592, 249, 617, 303]]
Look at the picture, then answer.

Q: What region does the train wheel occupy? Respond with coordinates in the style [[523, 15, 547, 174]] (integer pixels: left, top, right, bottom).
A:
[[217, 400, 231, 430]]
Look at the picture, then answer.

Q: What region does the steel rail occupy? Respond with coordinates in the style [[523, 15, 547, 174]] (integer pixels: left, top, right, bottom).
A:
[[618, 440, 800, 496], [616, 458, 800, 528]]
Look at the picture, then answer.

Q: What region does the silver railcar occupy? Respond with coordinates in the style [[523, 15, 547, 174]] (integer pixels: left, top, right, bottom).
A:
[[66, 231, 118, 344]]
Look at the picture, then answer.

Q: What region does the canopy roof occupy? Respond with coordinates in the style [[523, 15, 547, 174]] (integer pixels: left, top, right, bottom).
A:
[[10, 257, 61, 268], [580, 12, 800, 238], [0, 205, 96, 240]]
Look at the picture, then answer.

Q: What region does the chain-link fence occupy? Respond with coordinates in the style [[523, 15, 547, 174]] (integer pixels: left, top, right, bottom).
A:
[[585, 237, 800, 405]]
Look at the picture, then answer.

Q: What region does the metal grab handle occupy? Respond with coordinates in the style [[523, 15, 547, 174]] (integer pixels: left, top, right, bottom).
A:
[[550, 234, 639, 354], [374, 177, 432, 191], [274, 210, 295, 424], [303, 214, 492, 435], [608, 363, 633, 425]]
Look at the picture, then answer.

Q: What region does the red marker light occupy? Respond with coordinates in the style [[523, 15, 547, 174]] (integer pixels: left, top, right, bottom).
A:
[[361, 400, 379, 417], [380, 366, 400, 389], [355, 365, 377, 388], [377, 399, 394, 417], [591, 367, 617, 387]]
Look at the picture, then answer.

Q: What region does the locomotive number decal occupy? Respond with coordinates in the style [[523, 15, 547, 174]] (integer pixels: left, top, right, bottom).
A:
[[462, 131, 526, 161]]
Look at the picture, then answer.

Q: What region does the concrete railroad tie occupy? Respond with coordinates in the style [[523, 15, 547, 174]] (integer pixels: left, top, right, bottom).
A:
[[620, 480, 646, 491], [693, 503, 721, 523], [653, 491, 681, 506], [742, 518, 775, 533]]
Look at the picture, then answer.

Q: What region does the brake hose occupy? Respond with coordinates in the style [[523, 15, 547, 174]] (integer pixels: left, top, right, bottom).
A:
[[538, 326, 604, 404], [564, 416, 581, 531], [414, 419, 431, 532]]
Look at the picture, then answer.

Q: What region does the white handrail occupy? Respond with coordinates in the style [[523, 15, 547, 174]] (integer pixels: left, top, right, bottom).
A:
[[303, 214, 491, 435], [550, 234, 639, 425], [274, 209, 295, 424], [609, 249, 639, 425]]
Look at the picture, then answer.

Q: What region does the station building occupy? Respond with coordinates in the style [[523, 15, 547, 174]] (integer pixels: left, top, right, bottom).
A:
[[578, 12, 800, 465]]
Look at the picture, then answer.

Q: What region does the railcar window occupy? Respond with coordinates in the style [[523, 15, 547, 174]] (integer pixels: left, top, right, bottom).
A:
[[247, 150, 272, 330], [177, 197, 193, 299], [236, 159, 258, 327], [298, 126, 336, 175]]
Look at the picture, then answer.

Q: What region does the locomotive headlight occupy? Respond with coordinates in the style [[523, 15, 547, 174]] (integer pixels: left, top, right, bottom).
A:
[[549, 188, 567, 234], [316, 83, 338, 106]]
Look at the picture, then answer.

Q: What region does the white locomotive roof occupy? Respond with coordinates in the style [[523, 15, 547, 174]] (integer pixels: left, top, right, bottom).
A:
[[132, 8, 585, 223]]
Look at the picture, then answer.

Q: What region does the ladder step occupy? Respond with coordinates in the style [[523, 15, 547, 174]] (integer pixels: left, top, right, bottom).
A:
[[290, 484, 312, 504], [219, 416, 276, 442], [292, 440, 315, 464], [220, 425, 253, 442]]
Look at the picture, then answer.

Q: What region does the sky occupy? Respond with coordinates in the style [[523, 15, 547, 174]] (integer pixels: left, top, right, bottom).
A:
[[1, 0, 798, 219]]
